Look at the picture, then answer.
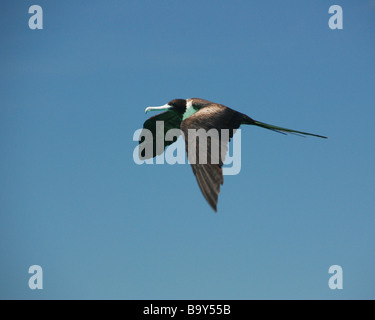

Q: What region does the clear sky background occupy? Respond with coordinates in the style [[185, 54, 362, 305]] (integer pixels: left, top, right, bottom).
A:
[[1, 0, 374, 300]]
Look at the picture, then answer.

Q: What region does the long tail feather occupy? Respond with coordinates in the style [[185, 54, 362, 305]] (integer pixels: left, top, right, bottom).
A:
[[253, 120, 327, 139]]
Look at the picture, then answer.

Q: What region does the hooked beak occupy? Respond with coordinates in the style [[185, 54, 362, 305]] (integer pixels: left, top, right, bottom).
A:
[[145, 104, 172, 114]]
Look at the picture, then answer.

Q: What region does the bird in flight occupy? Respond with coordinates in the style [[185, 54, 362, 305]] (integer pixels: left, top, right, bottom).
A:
[[140, 98, 327, 212]]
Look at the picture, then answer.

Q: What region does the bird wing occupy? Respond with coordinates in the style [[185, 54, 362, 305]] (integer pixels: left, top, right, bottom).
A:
[[180, 104, 244, 211], [139, 111, 183, 159]]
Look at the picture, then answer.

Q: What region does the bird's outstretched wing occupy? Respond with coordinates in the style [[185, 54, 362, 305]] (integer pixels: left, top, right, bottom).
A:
[[139, 111, 183, 159], [180, 104, 244, 211]]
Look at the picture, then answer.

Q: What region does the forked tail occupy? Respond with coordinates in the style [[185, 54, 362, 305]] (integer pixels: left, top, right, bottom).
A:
[[242, 116, 327, 139]]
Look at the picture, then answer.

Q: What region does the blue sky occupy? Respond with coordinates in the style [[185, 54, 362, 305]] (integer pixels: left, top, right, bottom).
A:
[[1, 0, 375, 299]]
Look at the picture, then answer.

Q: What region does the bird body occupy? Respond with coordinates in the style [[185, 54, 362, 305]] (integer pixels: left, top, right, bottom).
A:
[[141, 98, 327, 211]]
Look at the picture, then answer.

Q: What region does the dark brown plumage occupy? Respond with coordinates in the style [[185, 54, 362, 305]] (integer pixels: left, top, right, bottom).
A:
[[141, 98, 327, 212], [180, 103, 245, 211]]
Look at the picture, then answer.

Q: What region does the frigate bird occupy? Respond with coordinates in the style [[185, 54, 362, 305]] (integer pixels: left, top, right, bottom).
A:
[[140, 98, 327, 212]]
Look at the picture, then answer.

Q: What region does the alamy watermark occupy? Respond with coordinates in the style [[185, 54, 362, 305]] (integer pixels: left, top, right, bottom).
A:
[[27, 4, 343, 31], [28, 5, 43, 30], [329, 5, 343, 30], [328, 265, 343, 290], [28, 265, 43, 290], [133, 122, 242, 175]]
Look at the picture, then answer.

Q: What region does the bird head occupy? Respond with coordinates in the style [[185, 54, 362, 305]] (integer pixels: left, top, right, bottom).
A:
[[145, 99, 186, 115]]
